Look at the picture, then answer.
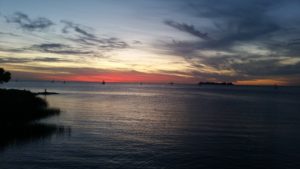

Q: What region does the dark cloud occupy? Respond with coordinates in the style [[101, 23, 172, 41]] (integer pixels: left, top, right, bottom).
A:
[[133, 40, 142, 45], [0, 56, 71, 64], [61, 20, 128, 50], [0, 57, 30, 63], [1, 13, 128, 57], [231, 59, 300, 76], [0, 43, 91, 55], [61, 20, 95, 38], [164, 20, 210, 40], [160, 0, 300, 83], [162, 0, 300, 53], [30, 43, 91, 55], [68, 36, 129, 51], [97, 37, 128, 49], [5, 12, 54, 31], [288, 39, 300, 46], [33, 57, 69, 62], [184, 54, 300, 82]]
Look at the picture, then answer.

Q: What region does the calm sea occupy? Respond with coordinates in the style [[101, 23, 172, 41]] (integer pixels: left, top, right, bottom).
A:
[[1, 81, 300, 169]]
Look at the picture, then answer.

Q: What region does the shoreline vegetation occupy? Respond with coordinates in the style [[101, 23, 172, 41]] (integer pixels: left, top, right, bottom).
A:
[[0, 88, 64, 149], [1, 68, 60, 125], [0, 68, 67, 150], [0, 89, 60, 125]]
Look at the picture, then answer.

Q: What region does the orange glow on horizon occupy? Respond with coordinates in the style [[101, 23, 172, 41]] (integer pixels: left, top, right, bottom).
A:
[[236, 79, 288, 86], [8, 68, 296, 86], [43, 71, 198, 84], [41, 72, 294, 86]]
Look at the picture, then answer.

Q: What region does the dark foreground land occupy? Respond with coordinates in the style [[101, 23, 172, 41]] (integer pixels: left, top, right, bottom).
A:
[[0, 89, 65, 149], [0, 89, 60, 124]]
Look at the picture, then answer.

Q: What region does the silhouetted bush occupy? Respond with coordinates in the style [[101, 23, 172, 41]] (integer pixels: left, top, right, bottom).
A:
[[0, 89, 60, 125], [0, 68, 11, 84]]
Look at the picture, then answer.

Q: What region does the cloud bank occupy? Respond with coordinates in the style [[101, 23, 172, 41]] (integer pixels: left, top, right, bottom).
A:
[[161, 0, 300, 83]]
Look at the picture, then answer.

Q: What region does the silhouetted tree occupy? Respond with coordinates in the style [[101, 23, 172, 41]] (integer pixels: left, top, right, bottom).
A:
[[0, 68, 11, 84]]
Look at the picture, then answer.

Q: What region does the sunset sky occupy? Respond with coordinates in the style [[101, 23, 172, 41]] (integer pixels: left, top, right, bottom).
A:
[[1, 0, 300, 85]]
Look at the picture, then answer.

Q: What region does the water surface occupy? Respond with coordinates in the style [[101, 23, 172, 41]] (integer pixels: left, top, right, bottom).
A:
[[1, 82, 300, 169]]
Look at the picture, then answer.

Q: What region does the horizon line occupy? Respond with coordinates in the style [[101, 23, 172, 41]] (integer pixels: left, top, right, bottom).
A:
[[6, 79, 300, 87]]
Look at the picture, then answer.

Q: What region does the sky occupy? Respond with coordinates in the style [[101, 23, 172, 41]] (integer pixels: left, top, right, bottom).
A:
[[1, 0, 300, 85]]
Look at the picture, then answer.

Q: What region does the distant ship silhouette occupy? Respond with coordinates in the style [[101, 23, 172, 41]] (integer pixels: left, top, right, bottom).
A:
[[102, 80, 106, 85]]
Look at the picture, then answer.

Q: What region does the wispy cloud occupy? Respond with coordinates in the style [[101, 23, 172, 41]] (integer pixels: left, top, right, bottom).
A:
[[164, 20, 210, 40], [1, 12, 129, 58], [0, 56, 71, 64], [5, 12, 54, 31], [288, 39, 300, 46], [0, 31, 20, 37], [30, 43, 91, 55], [61, 20, 95, 38], [0, 46, 25, 53], [0, 57, 29, 63], [61, 20, 128, 50], [33, 57, 70, 62]]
